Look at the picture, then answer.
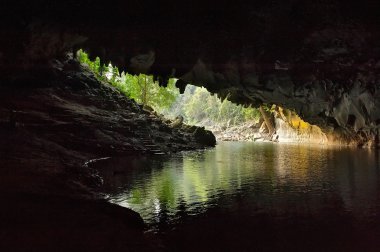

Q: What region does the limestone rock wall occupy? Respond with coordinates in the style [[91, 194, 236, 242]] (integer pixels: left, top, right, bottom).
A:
[[274, 109, 328, 145]]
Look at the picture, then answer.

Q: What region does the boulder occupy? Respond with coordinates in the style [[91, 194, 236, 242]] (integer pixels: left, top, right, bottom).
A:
[[193, 127, 216, 146]]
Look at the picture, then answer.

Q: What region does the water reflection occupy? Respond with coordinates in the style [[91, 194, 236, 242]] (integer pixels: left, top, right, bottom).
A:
[[100, 142, 380, 232]]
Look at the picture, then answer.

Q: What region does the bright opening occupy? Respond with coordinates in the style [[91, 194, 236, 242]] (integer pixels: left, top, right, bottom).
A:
[[77, 49, 327, 144]]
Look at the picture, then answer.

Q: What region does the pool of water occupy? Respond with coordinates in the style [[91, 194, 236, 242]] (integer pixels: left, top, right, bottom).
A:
[[100, 142, 380, 251]]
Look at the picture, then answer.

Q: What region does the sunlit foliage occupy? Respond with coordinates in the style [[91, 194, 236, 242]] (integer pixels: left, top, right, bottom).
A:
[[176, 86, 261, 128], [77, 49, 178, 113], [77, 49, 260, 129]]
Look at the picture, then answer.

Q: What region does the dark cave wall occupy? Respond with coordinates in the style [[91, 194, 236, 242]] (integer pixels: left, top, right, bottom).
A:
[[1, 0, 380, 145], [2, 0, 380, 74]]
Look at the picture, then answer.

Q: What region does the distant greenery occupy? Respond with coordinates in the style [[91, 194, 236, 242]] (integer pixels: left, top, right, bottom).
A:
[[171, 86, 261, 128], [77, 50, 260, 130]]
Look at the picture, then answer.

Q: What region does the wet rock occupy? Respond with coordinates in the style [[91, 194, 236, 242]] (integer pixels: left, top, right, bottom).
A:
[[193, 127, 216, 146]]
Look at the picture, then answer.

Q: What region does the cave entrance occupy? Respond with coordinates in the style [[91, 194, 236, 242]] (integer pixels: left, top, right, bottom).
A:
[[76, 49, 325, 143], [76, 49, 263, 141]]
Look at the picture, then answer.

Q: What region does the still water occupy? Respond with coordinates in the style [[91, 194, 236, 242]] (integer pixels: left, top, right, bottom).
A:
[[100, 142, 380, 251]]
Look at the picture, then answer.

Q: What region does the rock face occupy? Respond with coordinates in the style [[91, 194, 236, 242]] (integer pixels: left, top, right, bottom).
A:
[[1, 1, 380, 146], [273, 108, 328, 144], [193, 127, 217, 146], [210, 108, 328, 144]]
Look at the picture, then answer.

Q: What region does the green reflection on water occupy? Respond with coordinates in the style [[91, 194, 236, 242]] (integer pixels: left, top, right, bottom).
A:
[[110, 142, 272, 220], [105, 142, 380, 228]]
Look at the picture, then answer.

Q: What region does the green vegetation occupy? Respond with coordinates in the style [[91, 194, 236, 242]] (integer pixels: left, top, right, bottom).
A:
[[77, 49, 178, 113], [170, 85, 261, 128], [77, 50, 260, 130]]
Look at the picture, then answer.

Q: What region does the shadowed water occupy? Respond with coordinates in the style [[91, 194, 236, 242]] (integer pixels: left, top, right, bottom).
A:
[[100, 142, 380, 251]]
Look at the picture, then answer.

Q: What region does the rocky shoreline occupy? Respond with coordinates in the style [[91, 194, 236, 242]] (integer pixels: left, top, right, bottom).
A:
[[211, 106, 378, 148], [0, 61, 215, 251]]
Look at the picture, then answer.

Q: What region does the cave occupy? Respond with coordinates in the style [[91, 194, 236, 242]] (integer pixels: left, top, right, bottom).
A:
[[1, 1, 380, 251]]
